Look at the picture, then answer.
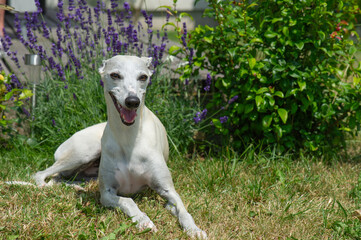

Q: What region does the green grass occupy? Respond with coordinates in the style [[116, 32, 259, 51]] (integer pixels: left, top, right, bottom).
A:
[[2, 145, 361, 239]]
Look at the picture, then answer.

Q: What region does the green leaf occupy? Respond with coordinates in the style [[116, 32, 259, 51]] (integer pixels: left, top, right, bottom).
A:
[[273, 66, 285, 72], [250, 38, 263, 43], [169, 45, 181, 55], [274, 91, 284, 98], [275, 125, 283, 138], [0, 119, 7, 127], [278, 108, 288, 124], [222, 78, 231, 88], [349, 46, 357, 55], [286, 89, 298, 97], [297, 81, 306, 91], [19, 89, 33, 100], [318, 31, 325, 41], [4, 91, 13, 101], [255, 96, 263, 107], [161, 22, 177, 31], [203, 36, 213, 44], [228, 47, 239, 58], [247, 3, 258, 8], [245, 104, 254, 114], [290, 72, 300, 78], [262, 115, 273, 128], [295, 42, 304, 50], [282, 26, 289, 37], [289, 19, 297, 26], [320, 47, 332, 57], [353, 76, 361, 86], [212, 118, 222, 129], [272, 17, 283, 23], [156, 5, 173, 11], [265, 30, 277, 38], [335, 68, 344, 78], [179, 12, 194, 21], [256, 87, 268, 94], [267, 96, 275, 106], [249, 58, 256, 70]]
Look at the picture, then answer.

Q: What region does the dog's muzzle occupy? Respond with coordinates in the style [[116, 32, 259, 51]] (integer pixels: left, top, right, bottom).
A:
[[109, 92, 139, 126]]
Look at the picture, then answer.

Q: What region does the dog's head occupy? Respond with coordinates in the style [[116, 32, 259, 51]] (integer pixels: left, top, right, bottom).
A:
[[99, 55, 153, 126]]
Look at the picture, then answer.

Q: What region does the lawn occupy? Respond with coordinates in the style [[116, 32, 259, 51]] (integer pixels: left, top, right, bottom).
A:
[[1, 145, 361, 239]]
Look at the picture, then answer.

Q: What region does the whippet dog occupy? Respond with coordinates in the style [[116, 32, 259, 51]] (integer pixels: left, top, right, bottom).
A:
[[33, 55, 207, 238]]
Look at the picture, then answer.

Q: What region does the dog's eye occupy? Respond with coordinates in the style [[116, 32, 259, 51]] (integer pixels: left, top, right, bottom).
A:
[[138, 75, 148, 82], [110, 73, 122, 80]]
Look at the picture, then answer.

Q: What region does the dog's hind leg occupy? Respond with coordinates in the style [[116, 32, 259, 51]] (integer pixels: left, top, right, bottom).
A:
[[33, 122, 106, 187]]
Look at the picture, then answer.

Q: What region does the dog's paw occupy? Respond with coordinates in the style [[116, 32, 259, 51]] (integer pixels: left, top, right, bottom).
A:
[[186, 228, 208, 239], [133, 213, 158, 232]]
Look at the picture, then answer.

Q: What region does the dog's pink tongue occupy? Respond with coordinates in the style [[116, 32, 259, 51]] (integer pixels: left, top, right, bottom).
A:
[[121, 108, 137, 123]]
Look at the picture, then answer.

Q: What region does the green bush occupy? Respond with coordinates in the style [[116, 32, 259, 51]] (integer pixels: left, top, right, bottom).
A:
[[178, 0, 361, 153], [0, 72, 32, 142]]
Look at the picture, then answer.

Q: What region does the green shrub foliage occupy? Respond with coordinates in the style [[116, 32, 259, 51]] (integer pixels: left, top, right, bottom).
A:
[[183, 0, 361, 152]]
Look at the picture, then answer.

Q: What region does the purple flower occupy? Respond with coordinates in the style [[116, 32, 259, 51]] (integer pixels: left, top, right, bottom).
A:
[[194, 114, 201, 124], [52, 119, 56, 126], [220, 116, 228, 123], [68, 0, 75, 11], [201, 109, 207, 119], [41, 21, 50, 39], [107, 9, 113, 27], [204, 73, 212, 91], [10, 74, 22, 89], [124, 2, 130, 11], [193, 109, 207, 124], [183, 22, 187, 37], [100, 79, 104, 87], [35, 0, 42, 14], [228, 95, 239, 104], [94, 1, 101, 22], [73, 93, 77, 100], [124, 2, 132, 18], [110, 0, 118, 9], [64, 84, 68, 89], [14, 14, 25, 44], [56, 0, 65, 22], [188, 48, 194, 65], [22, 107, 31, 117], [181, 35, 187, 48], [181, 22, 187, 48]]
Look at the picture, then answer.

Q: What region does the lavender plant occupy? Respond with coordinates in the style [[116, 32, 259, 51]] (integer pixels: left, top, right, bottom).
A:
[[1, 0, 174, 146]]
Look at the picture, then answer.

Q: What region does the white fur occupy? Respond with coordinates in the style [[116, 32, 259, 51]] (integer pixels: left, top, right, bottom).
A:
[[33, 55, 207, 239]]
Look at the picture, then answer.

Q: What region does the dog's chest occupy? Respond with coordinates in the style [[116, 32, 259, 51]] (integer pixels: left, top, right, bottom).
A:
[[113, 160, 149, 195]]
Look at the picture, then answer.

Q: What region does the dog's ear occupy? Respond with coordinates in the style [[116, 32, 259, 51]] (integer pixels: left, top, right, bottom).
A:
[[141, 57, 153, 70], [98, 60, 107, 75]]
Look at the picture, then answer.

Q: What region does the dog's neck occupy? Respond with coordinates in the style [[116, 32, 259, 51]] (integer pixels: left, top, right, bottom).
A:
[[106, 97, 145, 143]]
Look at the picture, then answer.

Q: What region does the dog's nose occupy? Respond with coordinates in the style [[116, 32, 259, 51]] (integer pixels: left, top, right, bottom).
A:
[[125, 96, 140, 109]]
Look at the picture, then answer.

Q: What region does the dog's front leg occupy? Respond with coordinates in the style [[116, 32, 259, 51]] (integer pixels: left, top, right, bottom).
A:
[[99, 186, 157, 232], [151, 169, 207, 239]]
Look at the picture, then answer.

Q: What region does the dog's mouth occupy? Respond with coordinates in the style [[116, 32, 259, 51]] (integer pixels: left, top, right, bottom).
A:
[[109, 92, 137, 126]]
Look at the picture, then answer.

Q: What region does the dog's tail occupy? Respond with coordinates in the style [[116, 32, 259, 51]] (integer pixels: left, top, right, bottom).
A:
[[4, 181, 36, 186], [4, 180, 86, 191]]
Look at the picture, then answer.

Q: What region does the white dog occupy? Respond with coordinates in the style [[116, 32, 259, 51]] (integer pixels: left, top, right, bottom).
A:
[[33, 55, 207, 238]]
